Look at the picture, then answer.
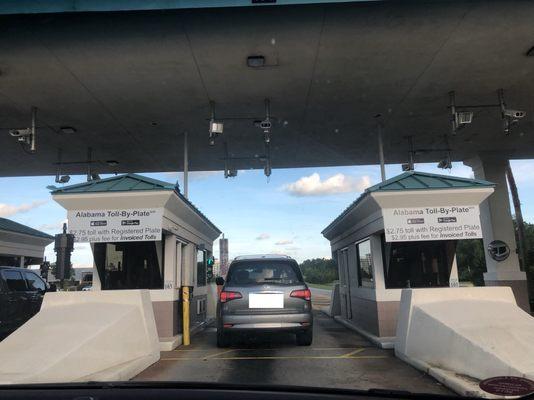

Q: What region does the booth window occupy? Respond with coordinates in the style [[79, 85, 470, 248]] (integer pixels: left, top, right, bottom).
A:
[[197, 249, 207, 286], [357, 239, 374, 288], [382, 236, 455, 289], [94, 241, 163, 290]]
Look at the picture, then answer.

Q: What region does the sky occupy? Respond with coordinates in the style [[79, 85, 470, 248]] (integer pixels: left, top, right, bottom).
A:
[[2, 160, 534, 267]]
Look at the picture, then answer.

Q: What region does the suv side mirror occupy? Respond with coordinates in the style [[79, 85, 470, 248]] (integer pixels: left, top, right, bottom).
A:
[[215, 277, 225, 286]]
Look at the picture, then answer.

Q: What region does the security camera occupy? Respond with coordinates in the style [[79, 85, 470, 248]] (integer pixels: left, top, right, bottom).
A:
[[9, 128, 32, 138], [504, 109, 526, 119], [260, 120, 272, 132]]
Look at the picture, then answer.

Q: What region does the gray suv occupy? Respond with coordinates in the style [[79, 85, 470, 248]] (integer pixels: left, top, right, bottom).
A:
[[216, 255, 313, 347]]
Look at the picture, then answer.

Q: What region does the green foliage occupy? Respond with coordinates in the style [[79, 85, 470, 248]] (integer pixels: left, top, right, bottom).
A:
[[50, 262, 74, 280], [456, 221, 534, 287], [299, 258, 338, 284], [455, 239, 486, 286], [522, 222, 534, 269]]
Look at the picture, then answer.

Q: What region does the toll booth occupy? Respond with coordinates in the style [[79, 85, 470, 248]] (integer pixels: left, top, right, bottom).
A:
[[322, 171, 494, 347], [51, 174, 221, 350], [0, 217, 53, 267]]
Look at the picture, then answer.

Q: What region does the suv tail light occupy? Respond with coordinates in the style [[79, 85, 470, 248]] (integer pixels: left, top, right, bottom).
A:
[[290, 289, 311, 301], [220, 291, 242, 303]]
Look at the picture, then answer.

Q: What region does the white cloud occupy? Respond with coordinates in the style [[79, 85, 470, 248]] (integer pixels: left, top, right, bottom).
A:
[[275, 239, 293, 245], [256, 233, 270, 240], [0, 200, 47, 218], [282, 173, 371, 196]]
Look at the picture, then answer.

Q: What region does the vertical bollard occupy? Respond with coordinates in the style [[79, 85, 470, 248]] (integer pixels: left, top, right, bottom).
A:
[[182, 286, 190, 346]]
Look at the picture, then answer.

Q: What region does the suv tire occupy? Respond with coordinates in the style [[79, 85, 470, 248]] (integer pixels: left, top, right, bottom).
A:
[[296, 328, 313, 346]]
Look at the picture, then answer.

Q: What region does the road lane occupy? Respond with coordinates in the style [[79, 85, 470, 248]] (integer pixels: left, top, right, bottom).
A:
[[134, 310, 451, 395]]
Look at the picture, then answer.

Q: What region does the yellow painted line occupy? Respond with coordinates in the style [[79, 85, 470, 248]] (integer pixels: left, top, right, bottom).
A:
[[203, 349, 236, 359], [340, 348, 365, 358], [172, 349, 207, 352]]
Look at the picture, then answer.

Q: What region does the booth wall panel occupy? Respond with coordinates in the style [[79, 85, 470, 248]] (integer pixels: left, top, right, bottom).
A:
[[152, 300, 179, 337], [377, 301, 400, 337], [349, 296, 379, 336], [329, 214, 383, 252]]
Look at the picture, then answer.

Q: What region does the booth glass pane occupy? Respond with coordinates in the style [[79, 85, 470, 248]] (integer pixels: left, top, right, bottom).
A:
[[357, 240, 374, 288], [94, 241, 163, 290], [383, 239, 453, 289], [197, 249, 206, 287]]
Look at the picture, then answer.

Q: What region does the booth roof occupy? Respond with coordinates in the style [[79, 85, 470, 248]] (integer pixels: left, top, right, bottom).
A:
[[50, 173, 177, 194], [50, 173, 221, 235], [0, 217, 54, 240], [322, 171, 495, 236]]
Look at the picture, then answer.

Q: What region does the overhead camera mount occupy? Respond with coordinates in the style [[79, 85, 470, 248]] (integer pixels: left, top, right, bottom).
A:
[[208, 101, 224, 146], [260, 98, 272, 144], [9, 106, 37, 153], [449, 89, 526, 135]]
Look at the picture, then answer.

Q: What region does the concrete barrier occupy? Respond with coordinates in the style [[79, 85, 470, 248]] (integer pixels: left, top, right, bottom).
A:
[[395, 287, 534, 397], [0, 290, 160, 384]]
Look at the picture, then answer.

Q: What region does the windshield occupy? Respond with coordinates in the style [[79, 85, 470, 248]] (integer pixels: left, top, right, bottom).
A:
[[226, 261, 303, 286], [1, 1, 534, 399]]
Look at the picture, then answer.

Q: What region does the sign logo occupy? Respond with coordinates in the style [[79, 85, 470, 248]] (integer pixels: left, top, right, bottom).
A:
[[487, 240, 510, 262]]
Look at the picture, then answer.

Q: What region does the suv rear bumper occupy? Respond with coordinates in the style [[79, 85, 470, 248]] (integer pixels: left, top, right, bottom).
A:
[[221, 312, 312, 332]]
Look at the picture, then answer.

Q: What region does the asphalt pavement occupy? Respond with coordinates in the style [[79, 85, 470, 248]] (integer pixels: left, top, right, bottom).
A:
[[134, 309, 451, 395]]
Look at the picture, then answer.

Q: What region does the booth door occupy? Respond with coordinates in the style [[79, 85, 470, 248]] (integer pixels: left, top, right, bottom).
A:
[[338, 248, 352, 320]]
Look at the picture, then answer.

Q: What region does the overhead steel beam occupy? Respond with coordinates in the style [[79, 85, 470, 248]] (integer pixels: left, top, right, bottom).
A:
[[0, 0, 382, 15]]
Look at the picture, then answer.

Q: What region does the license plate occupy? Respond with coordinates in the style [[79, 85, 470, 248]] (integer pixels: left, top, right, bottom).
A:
[[249, 293, 284, 309]]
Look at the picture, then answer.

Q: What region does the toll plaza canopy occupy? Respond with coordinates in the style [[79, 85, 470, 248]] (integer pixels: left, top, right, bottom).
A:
[[1, 0, 534, 176], [0, 217, 54, 266]]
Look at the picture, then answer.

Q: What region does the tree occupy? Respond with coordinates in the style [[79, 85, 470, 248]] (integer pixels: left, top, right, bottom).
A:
[[299, 258, 338, 284], [50, 262, 74, 280], [455, 239, 486, 286]]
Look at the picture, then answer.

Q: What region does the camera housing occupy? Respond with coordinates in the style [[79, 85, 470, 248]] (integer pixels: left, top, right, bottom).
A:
[[9, 128, 32, 138], [504, 109, 526, 119]]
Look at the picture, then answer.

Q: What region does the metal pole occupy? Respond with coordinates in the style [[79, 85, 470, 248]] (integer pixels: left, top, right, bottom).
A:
[[182, 286, 190, 346], [377, 123, 386, 182], [183, 132, 189, 199], [30, 106, 37, 153]]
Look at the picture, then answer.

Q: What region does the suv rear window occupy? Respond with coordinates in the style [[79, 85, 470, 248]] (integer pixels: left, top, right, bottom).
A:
[[226, 261, 303, 286], [2, 270, 28, 292]]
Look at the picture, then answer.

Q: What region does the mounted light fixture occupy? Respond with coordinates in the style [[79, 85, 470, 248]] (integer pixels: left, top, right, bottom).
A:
[[106, 160, 119, 166], [449, 91, 473, 135], [54, 149, 71, 184], [209, 101, 223, 146], [437, 155, 452, 170], [401, 163, 414, 172], [223, 142, 237, 179], [247, 55, 266, 68], [401, 136, 415, 171], [59, 126, 77, 134]]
